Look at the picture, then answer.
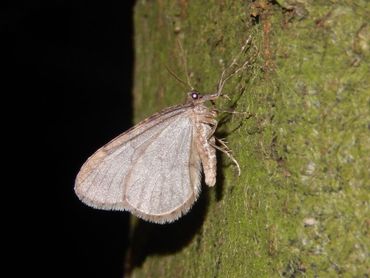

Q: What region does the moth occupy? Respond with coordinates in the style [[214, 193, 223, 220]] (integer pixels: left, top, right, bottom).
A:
[[76, 91, 227, 223], [75, 38, 250, 224]]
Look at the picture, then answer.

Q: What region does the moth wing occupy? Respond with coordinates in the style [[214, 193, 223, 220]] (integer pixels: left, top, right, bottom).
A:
[[75, 107, 202, 223]]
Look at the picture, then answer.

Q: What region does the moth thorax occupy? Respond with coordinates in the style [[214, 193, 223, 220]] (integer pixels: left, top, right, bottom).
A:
[[193, 104, 209, 114]]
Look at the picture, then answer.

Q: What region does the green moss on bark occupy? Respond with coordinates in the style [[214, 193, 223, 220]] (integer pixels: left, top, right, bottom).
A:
[[128, 1, 370, 277]]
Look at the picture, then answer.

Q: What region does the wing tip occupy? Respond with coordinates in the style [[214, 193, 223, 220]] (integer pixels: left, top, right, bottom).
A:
[[74, 183, 127, 211]]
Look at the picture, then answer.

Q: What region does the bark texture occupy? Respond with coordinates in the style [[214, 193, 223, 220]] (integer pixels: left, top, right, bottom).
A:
[[127, 1, 370, 277]]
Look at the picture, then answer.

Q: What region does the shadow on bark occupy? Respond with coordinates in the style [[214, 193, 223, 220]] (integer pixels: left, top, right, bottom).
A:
[[125, 186, 210, 273]]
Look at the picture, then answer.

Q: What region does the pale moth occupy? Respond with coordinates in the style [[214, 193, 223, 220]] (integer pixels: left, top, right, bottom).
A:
[[75, 38, 251, 223]]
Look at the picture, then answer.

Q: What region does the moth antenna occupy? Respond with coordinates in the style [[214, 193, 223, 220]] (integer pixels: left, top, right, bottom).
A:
[[176, 38, 195, 90], [165, 65, 189, 89], [216, 35, 253, 96]]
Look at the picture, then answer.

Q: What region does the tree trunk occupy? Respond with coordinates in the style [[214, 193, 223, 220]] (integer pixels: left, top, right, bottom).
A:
[[126, 1, 370, 277]]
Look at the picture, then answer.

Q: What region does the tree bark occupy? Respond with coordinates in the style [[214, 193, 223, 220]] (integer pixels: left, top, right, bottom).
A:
[[127, 1, 370, 277]]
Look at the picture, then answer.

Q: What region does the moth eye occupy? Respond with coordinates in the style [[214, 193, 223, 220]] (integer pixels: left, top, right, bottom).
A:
[[191, 92, 199, 100]]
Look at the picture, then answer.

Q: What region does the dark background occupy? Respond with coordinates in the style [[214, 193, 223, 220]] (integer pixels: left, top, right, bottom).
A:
[[8, 1, 135, 277]]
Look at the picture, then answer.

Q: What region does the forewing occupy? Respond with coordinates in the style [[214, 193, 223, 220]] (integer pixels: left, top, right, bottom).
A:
[[124, 115, 202, 223], [75, 105, 202, 223]]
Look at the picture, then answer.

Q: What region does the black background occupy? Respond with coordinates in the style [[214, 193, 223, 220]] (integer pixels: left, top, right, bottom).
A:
[[8, 1, 135, 277], [8, 2, 213, 277]]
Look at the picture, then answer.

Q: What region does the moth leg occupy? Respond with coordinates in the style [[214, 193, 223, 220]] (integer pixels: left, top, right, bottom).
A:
[[212, 108, 250, 116], [210, 138, 241, 176], [200, 118, 218, 140], [207, 120, 218, 140], [197, 111, 218, 140], [196, 110, 241, 175]]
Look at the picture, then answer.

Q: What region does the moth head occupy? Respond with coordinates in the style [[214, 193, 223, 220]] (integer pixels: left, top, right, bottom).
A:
[[186, 91, 202, 104], [187, 91, 219, 104]]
